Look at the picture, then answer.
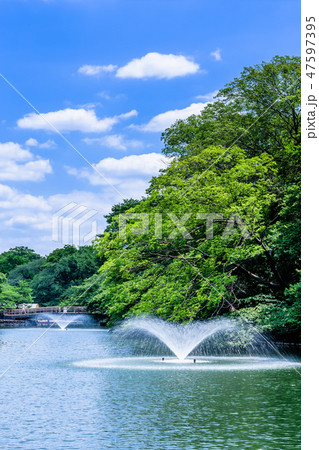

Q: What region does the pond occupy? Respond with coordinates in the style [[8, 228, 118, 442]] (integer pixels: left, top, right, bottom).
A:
[[0, 327, 300, 449]]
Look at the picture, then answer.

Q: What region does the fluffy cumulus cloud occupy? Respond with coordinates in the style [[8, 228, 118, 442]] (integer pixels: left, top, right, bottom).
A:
[[0, 183, 50, 212], [116, 52, 200, 79], [83, 134, 144, 151], [78, 64, 117, 76], [17, 108, 137, 133], [25, 138, 38, 147], [0, 142, 32, 161], [0, 142, 52, 181], [137, 102, 209, 132], [68, 152, 172, 186]]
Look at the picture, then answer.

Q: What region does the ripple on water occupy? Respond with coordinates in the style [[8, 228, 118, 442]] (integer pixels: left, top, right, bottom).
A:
[[71, 356, 301, 371]]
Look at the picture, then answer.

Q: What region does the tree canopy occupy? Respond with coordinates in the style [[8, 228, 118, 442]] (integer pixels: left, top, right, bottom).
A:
[[0, 245, 101, 308], [161, 55, 300, 182], [30, 246, 101, 305], [88, 55, 301, 340], [0, 246, 41, 275]]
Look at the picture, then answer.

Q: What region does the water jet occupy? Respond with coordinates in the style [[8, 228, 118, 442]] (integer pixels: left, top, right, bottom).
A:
[[120, 317, 235, 360], [38, 313, 81, 330]]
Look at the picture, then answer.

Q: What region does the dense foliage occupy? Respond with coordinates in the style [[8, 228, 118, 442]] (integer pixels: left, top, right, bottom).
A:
[[0, 245, 101, 309], [88, 55, 301, 340], [0, 246, 41, 275], [0, 56, 301, 341], [0, 273, 33, 309]]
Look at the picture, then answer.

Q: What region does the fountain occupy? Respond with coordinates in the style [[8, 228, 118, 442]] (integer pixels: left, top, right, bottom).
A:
[[71, 316, 301, 372], [121, 317, 235, 360], [38, 313, 81, 330]]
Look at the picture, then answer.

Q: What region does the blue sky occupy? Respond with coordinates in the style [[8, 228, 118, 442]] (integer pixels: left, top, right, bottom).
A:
[[0, 0, 300, 255]]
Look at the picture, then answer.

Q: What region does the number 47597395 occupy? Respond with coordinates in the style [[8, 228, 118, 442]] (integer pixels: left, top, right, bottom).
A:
[[306, 17, 316, 79]]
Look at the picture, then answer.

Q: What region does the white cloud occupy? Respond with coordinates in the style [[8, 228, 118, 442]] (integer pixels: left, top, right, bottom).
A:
[[77, 102, 101, 109], [196, 90, 219, 101], [39, 139, 56, 149], [0, 160, 52, 182], [116, 110, 138, 120], [91, 152, 170, 177], [25, 138, 56, 149], [25, 138, 38, 147], [17, 108, 137, 133], [0, 151, 172, 253], [78, 64, 117, 76], [0, 183, 50, 211], [69, 152, 172, 186], [83, 134, 144, 151], [0, 142, 52, 181], [211, 48, 222, 61], [116, 52, 200, 79], [0, 178, 157, 253], [0, 184, 111, 253], [0, 142, 33, 161], [136, 102, 209, 132]]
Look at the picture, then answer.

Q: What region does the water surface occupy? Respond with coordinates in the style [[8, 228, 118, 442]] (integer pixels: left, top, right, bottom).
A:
[[0, 328, 300, 449]]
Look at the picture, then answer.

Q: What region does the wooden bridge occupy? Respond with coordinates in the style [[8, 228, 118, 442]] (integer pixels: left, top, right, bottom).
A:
[[2, 306, 86, 319]]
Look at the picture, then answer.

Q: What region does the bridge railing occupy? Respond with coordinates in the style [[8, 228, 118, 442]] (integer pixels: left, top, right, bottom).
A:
[[4, 306, 86, 315]]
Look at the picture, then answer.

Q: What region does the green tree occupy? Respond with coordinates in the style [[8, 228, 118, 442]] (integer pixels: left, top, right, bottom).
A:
[[15, 280, 34, 303], [162, 55, 300, 181], [0, 273, 29, 309], [103, 198, 142, 234], [93, 145, 297, 324], [0, 247, 41, 275], [7, 258, 44, 286], [31, 246, 101, 305], [44, 244, 77, 264]]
